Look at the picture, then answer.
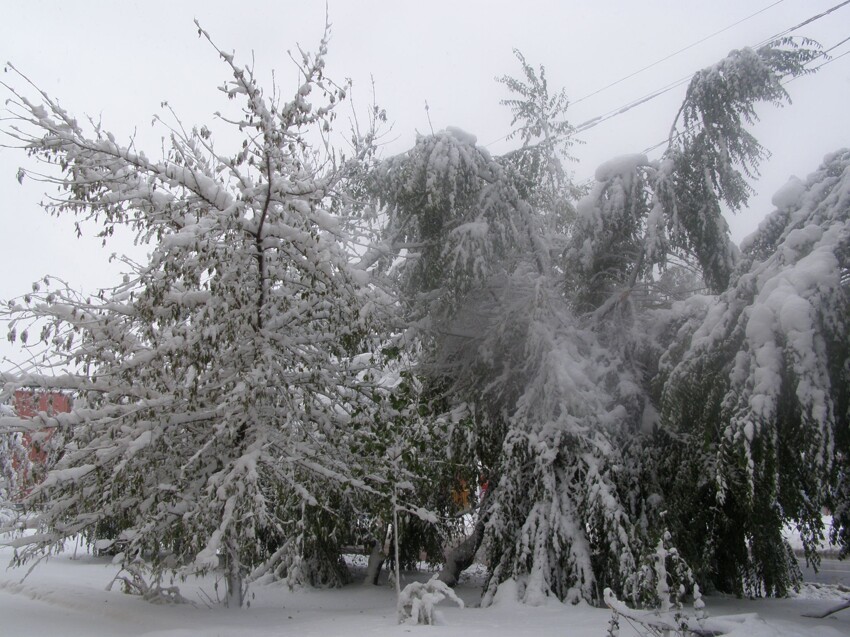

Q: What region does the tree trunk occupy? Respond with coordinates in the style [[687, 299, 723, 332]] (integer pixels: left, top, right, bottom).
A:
[[224, 539, 244, 608], [363, 537, 386, 586], [437, 489, 492, 587]]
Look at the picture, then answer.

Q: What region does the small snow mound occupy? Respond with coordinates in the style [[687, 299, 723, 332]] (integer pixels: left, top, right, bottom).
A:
[[445, 126, 477, 146], [771, 176, 806, 210], [594, 153, 649, 182], [490, 578, 522, 607], [790, 582, 850, 601]]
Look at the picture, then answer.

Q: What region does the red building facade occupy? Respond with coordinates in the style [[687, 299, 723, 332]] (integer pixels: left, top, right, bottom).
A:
[[10, 390, 72, 493]]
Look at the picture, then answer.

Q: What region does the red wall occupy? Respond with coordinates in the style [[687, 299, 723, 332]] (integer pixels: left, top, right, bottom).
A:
[[13, 390, 72, 418], [10, 390, 72, 494]]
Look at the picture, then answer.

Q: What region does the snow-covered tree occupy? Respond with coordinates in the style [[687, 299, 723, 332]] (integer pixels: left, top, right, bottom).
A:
[[1, 24, 388, 606], [467, 271, 641, 605], [461, 38, 826, 603], [567, 37, 822, 317], [496, 49, 582, 241], [564, 39, 828, 593], [657, 148, 850, 595], [365, 53, 647, 605], [364, 126, 541, 582]]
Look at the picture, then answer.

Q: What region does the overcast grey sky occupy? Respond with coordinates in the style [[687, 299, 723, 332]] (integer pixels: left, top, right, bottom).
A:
[[1, 0, 848, 365]]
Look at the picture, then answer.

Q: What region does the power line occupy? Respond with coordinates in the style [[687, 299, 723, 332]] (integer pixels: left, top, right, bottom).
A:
[[821, 47, 850, 66], [488, 1, 850, 149], [642, 34, 850, 155], [787, 37, 850, 80], [572, 0, 786, 107], [576, 1, 850, 137], [823, 33, 850, 54], [574, 74, 692, 133], [753, 0, 850, 47]]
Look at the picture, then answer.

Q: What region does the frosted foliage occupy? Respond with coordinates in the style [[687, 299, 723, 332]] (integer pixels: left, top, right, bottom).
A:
[[495, 48, 579, 234], [373, 129, 543, 320], [663, 39, 820, 290], [662, 148, 850, 548], [568, 158, 671, 315], [569, 39, 821, 310], [675, 39, 821, 208], [0, 26, 387, 602]]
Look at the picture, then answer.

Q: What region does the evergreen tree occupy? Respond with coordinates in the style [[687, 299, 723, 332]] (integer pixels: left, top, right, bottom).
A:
[[567, 38, 822, 314], [367, 54, 646, 605], [657, 148, 850, 595]]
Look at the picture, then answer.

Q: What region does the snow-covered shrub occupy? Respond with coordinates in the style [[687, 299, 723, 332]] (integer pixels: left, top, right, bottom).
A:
[[604, 535, 709, 637], [397, 577, 464, 625], [106, 560, 192, 605]]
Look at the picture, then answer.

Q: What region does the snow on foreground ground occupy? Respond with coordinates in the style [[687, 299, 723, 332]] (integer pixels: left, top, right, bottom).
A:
[[0, 541, 848, 637]]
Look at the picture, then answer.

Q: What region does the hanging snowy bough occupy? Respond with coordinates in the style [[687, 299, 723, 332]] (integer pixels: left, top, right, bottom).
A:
[[659, 148, 850, 593], [456, 272, 642, 606], [370, 127, 546, 323], [567, 37, 824, 319]]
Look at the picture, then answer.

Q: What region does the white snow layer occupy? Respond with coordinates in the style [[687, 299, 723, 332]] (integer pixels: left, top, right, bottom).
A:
[[593, 153, 649, 182], [0, 538, 847, 636], [445, 126, 478, 146], [771, 176, 806, 210]]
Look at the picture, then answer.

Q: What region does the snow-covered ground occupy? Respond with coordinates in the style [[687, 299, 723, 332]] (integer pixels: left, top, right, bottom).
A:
[[1, 538, 848, 637]]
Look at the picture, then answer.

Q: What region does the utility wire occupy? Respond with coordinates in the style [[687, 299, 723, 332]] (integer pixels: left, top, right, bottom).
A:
[[786, 37, 850, 81], [485, 2, 783, 147], [574, 75, 691, 133], [575, 1, 850, 136], [487, 0, 850, 149], [572, 0, 786, 107], [753, 0, 850, 47], [821, 47, 850, 66], [823, 33, 850, 54], [642, 33, 850, 155]]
